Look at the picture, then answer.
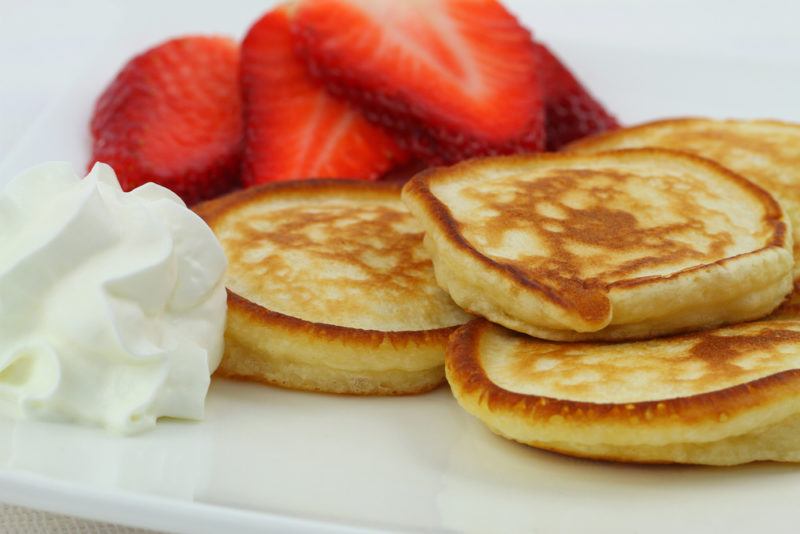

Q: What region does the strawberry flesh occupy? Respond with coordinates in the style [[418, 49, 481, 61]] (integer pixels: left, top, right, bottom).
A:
[[535, 42, 619, 150], [241, 7, 408, 185], [292, 0, 545, 165], [90, 36, 243, 205]]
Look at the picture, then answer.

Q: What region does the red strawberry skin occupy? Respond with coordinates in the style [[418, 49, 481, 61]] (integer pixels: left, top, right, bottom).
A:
[[241, 7, 408, 185], [90, 36, 242, 205], [292, 0, 545, 165], [535, 42, 619, 151]]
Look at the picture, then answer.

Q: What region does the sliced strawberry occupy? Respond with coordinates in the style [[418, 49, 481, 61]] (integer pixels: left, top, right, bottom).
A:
[[292, 0, 545, 165], [535, 42, 619, 151], [90, 36, 242, 205], [241, 7, 408, 185]]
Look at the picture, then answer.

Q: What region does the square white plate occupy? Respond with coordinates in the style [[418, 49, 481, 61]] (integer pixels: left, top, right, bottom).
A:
[[2, 1, 800, 532]]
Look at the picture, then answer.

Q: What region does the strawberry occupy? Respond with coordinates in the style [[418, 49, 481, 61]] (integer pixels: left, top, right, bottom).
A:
[[241, 7, 408, 185], [90, 36, 242, 205], [535, 42, 619, 151], [291, 0, 545, 165]]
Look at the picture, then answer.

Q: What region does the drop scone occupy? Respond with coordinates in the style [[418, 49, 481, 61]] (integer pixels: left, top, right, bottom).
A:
[[567, 118, 800, 280], [402, 150, 794, 342], [446, 291, 800, 465], [195, 180, 471, 395]]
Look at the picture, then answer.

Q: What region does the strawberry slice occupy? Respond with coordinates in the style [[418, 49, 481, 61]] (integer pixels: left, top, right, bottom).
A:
[[535, 42, 619, 150], [241, 7, 408, 185], [90, 36, 242, 205], [292, 0, 545, 165]]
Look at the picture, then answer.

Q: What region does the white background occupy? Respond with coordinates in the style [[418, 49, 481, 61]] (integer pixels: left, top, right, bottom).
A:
[[2, 0, 800, 179], [0, 1, 800, 533]]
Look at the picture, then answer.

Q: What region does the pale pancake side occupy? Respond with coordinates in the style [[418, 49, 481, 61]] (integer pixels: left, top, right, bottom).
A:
[[446, 296, 800, 464], [403, 149, 793, 340], [567, 118, 800, 279], [221, 290, 452, 395]]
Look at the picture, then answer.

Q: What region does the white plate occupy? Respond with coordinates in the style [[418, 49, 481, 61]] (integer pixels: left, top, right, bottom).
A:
[[2, 1, 800, 532]]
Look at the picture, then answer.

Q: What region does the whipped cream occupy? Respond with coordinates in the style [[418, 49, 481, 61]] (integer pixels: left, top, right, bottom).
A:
[[0, 162, 227, 434]]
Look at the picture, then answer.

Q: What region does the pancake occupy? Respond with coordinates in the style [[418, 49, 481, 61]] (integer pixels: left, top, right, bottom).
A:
[[445, 291, 800, 465], [402, 150, 793, 342], [567, 118, 800, 280], [195, 180, 471, 395]]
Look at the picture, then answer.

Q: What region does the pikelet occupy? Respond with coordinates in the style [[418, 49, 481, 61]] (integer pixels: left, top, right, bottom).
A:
[[446, 292, 800, 465], [567, 118, 800, 280], [196, 180, 471, 395], [402, 150, 794, 342]]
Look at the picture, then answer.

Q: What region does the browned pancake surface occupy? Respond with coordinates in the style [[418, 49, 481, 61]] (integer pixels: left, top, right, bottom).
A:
[[199, 180, 470, 331], [454, 163, 771, 322], [568, 118, 800, 275], [405, 150, 788, 331], [447, 292, 800, 430]]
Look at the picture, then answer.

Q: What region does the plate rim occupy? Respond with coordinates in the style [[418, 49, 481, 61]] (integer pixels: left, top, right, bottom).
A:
[[0, 469, 375, 534]]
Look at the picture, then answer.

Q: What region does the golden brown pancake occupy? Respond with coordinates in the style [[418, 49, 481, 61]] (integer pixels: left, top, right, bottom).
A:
[[567, 118, 800, 279], [445, 291, 800, 465], [402, 149, 794, 341], [196, 180, 471, 395]]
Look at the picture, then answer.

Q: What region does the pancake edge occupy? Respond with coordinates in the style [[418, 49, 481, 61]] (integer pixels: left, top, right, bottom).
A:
[[564, 116, 800, 153], [194, 177, 407, 220], [217, 290, 457, 394], [445, 319, 800, 459]]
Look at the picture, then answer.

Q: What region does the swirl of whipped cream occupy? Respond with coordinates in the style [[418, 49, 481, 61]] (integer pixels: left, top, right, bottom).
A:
[[0, 162, 227, 434]]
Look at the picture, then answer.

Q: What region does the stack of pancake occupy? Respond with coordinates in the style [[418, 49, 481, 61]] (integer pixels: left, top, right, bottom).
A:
[[196, 180, 471, 395], [197, 118, 800, 465]]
